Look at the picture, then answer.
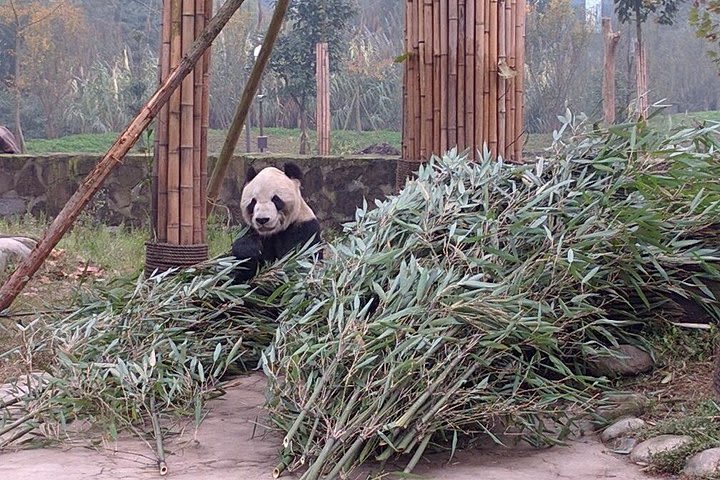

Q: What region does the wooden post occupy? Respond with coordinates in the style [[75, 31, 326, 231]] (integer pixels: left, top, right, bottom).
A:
[[602, 17, 620, 124], [316, 42, 330, 155], [0, 0, 247, 312]]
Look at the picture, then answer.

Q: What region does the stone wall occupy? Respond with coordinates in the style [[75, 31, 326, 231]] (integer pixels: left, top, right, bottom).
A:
[[0, 153, 398, 229]]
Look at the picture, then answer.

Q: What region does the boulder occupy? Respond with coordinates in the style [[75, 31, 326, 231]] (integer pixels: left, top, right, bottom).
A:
[[601, 417, 646, 443], [587, 344, 654, 378], [683, 447, 720, 477], [629, 435, 693, 465]]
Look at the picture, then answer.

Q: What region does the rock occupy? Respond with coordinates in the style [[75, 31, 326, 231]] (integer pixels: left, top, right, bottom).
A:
[[610, 436, 638, 455], [629, 435, 693, 465], [601, 417, 646, 443], [596, 393, 648, 422], [587, 344, 655, 378], [683, 447, 720, 477]]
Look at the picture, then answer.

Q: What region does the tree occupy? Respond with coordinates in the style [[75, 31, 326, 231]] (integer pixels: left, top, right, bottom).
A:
[[269, 0, 356, 153], [613, 0, 682, 117], [690, 0, 720, 72], [0, 1, 89, 141], [524, 0, 598, 133]]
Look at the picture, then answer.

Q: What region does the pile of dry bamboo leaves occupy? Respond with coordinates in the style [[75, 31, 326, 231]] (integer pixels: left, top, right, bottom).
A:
[[264, 115, 720, 478]]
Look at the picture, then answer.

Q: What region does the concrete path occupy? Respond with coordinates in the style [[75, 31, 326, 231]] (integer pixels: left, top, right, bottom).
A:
[[0, 373, 658, 480]]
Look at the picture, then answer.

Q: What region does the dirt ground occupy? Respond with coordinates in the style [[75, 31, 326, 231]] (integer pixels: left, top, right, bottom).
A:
[[0, 372, 659, 480]]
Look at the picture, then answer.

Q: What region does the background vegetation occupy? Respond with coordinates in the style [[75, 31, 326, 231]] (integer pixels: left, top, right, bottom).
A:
[[0, 0, 717, 151]]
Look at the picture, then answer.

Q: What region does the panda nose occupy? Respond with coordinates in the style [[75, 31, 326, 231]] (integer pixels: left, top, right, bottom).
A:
[[256, 217, 270, 225]]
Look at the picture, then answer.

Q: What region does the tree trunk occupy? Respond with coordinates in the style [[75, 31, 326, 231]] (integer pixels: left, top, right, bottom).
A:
[[602, 18, 620, 124], [0, 0, 248, 313], [299, 96, 309, 154], [12, 25, 25, 153]]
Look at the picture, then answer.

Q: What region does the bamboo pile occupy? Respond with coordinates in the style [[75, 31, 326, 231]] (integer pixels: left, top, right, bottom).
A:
[[316, 42, 330, 155], [150, 0, 212, 271], [401, 0, 525, 184]]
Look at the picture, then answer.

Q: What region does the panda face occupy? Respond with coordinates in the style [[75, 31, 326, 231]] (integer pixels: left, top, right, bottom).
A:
[[240, 165, 313, 237]]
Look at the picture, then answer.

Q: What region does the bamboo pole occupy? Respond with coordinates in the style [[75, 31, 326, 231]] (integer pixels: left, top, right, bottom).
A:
[[489, 0, 498, 156], [515, 0, 525, 162], [201, 0, 212, 243], [482, 0, 491, 148], [448, 0, 458, 147], [167, 0, 182, 244], [156, 0, 172, 243], [402, 0, 409, 160], [439, 0, 448, 152], [412, 0, 424, 161], [497, 0, 506, 159], [456, 0, 466, 151], [432, 0, 441, 153], [506, 0, 515, 161], [464, 0, 474, 156], [422, 0, 433, 159], [192, 0, 205, 244], [206, 0, 291, 211], [407, 0, 417, 161], [180, 0, 195, 244], [475, 0, 485, 155], [0, 0, 248, 313]]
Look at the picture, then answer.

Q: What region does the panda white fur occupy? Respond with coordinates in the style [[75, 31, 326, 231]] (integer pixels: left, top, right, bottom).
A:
[[231, 162, 322, 282]]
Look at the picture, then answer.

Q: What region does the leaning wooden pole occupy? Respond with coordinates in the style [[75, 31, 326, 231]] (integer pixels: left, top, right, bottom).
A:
[[316, 42, 330, 155], [0, 0, 247, 312], [206, 0, 290, 212]]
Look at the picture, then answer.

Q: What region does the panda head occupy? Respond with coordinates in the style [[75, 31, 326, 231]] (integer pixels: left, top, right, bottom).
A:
[[240, 163, 316, 237]]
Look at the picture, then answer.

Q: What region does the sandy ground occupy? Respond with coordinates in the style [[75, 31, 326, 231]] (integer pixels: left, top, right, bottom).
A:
[[0, 372, 659, 480]]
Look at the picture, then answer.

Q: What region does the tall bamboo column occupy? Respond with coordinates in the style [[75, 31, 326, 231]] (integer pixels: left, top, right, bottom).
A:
[[399, 0, 526, 188], [147, 0, 212, 273]]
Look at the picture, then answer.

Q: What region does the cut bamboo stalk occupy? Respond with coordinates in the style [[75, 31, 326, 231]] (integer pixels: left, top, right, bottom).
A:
[[180, 0, 195, 244], [206, 0, 290, 209], [0, 0, 248, 312], [402, 0, 409, 160]]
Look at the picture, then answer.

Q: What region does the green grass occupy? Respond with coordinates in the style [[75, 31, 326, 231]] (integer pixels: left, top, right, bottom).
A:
[[25, 128, 401, 156]]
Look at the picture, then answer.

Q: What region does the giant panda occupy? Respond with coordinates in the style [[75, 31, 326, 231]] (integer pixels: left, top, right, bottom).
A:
[[231, 162, 322, 283]]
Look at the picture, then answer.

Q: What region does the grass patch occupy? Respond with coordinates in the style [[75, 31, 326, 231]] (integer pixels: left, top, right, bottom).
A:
[[642, 400, 720, 474]]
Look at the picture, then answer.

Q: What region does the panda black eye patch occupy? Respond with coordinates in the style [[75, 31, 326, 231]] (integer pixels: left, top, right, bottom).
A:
[[272, 195, 285, 211], [247, 198, 256, 214]]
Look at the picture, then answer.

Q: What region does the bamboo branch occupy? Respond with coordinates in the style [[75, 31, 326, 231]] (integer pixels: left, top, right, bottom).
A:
[[206, 0, 291, 212], [0, 0, 248, 312]]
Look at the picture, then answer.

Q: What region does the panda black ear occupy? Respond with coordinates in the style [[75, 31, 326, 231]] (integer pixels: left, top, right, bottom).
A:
[[245, 166, 258, 184], [284, 162, 303, 181]]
